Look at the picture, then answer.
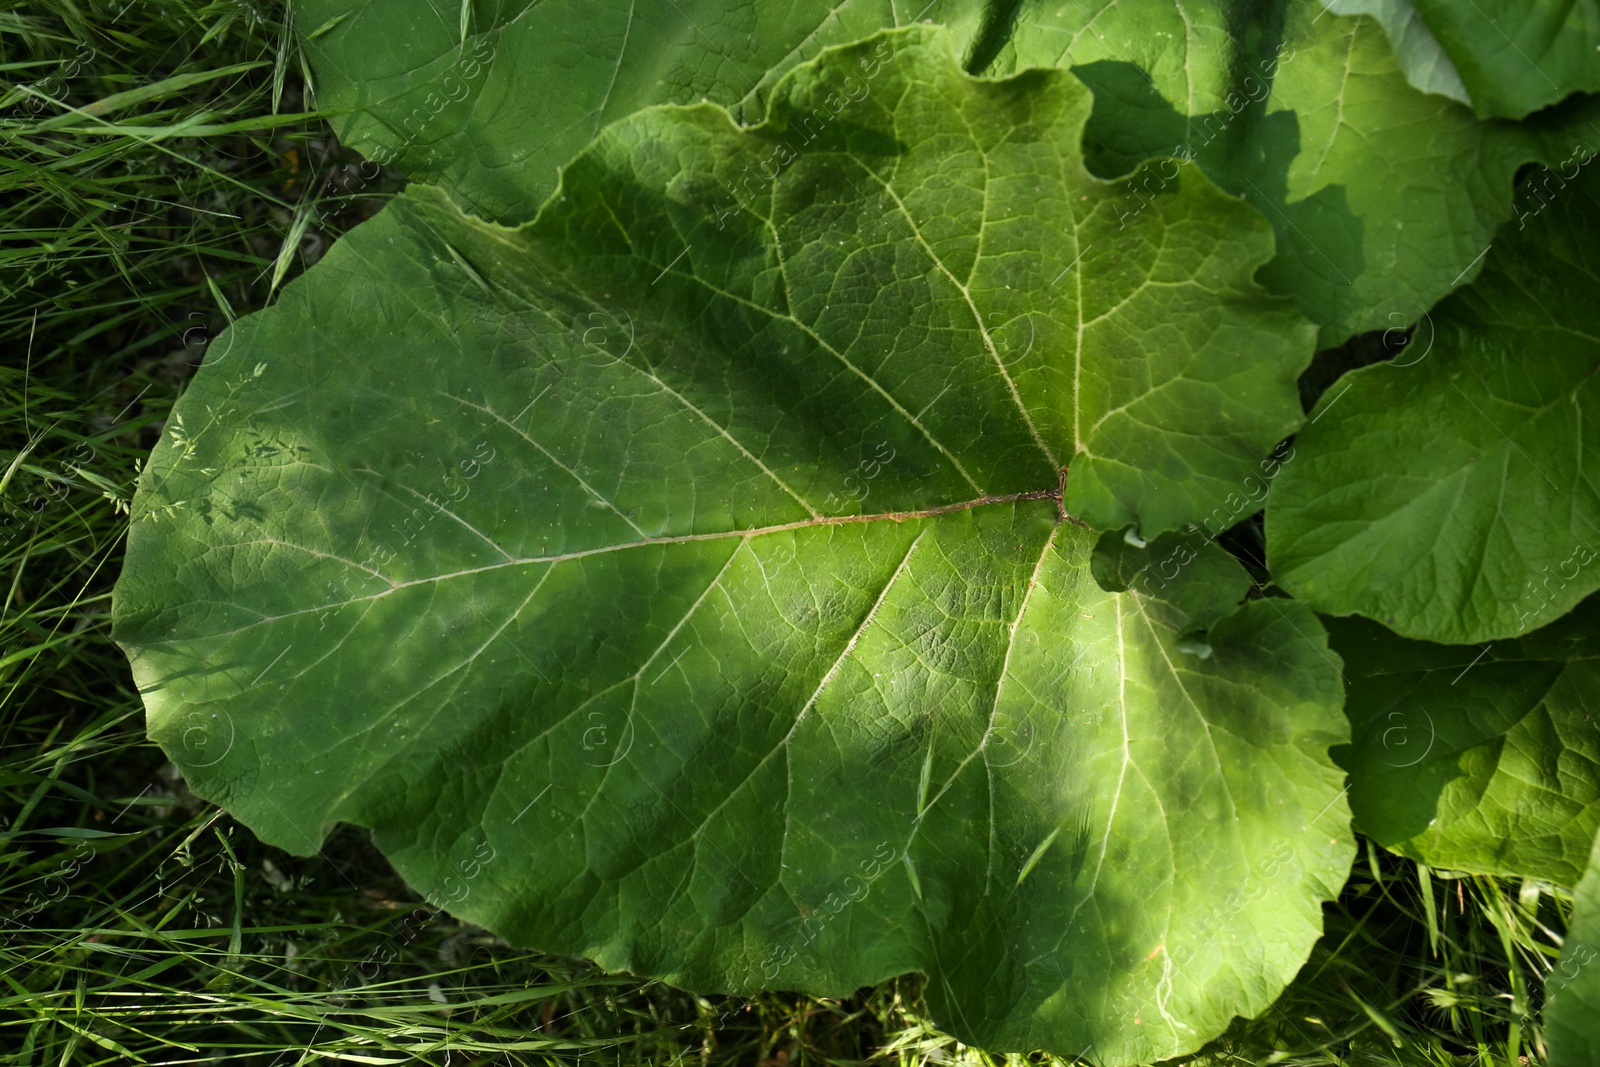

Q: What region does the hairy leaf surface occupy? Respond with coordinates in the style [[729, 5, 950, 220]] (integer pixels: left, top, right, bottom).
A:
[[113, 32, 1351, 1063], [1329, 601, 1600, 884], [1268, 160, 1600, 643]]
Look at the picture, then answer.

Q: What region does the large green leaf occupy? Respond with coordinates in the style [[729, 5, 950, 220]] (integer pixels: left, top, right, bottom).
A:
[[297, 0, 1596, 346], [113, 31, 1353, 1063], [1548, 827, 1600, 1066], [1410, 0, 1600, 119], [1329, 600, 1600, 884], [1268, 157, 1600, 644]]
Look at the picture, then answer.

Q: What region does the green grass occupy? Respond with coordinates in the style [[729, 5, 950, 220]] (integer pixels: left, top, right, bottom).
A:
[[0, 2, 1579, 1063]]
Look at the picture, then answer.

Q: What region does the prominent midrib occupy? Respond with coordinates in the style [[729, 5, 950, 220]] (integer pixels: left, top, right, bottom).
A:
[[174, 486, 1070, 643], [401, 486, 1065, 581], [442, 487, 1065, 583]]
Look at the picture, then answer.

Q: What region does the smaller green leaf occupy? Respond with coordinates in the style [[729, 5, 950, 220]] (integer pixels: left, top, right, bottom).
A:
[[1076, 4, 1600, 349], [1546, 826, 1600, 1065], [1268, 157, 1600, 643], [1409, 0, 1600, 119], [1330, 597, 1600, 885]]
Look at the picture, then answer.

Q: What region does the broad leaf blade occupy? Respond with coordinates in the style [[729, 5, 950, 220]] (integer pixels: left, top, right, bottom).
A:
[[1330, 600, 1600, 884], [1410, 0, 1600, 119], [1268, 160, 1600, 643], [113, 31, 1350, 1063]]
